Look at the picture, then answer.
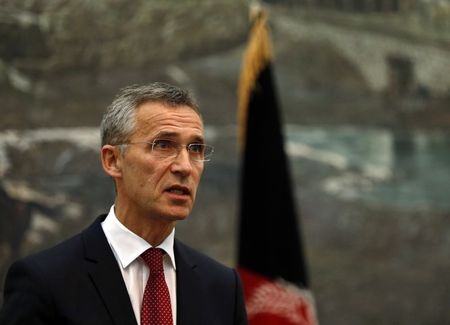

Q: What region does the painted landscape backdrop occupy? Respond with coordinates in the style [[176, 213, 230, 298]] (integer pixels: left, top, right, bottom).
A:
[[1, 1, 450, 324]]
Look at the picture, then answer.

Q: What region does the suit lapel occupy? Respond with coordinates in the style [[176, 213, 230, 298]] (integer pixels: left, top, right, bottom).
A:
[[175, 240, 205, 325], [82, 216, 137, 325]]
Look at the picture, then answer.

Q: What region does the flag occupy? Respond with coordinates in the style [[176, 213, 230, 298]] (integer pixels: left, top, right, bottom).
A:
[[237, 6, 318, 325]]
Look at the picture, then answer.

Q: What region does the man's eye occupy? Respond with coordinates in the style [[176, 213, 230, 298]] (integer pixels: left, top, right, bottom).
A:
[[189, 144, 204, 154], [153, 139, 173, 150]]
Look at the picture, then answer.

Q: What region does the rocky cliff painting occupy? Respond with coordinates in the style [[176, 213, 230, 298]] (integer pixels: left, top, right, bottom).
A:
[[1, 1, 450, 324]]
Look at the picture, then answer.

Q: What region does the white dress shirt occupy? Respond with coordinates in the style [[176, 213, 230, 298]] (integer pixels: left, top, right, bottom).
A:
[[101, 206, 177, 324]]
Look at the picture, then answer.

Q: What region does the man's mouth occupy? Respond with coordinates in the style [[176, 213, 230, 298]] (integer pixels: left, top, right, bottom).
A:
[[165, 185, 191, 196]]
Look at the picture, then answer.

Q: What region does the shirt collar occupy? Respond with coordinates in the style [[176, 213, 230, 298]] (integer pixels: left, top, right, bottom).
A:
[[101, 205, 176, 270]]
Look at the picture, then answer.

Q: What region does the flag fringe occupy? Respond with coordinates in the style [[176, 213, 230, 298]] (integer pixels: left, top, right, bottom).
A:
[[238, 8, 273, 146]]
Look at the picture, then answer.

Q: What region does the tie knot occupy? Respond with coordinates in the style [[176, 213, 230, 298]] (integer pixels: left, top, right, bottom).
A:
[[141, 248, 165, 274]]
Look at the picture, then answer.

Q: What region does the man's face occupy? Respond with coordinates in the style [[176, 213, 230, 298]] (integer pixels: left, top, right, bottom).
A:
[[116, 102, 205, 223]]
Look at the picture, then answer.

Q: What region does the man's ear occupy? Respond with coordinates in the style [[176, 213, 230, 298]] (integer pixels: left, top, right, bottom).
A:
[[101, 145, 123, 179]]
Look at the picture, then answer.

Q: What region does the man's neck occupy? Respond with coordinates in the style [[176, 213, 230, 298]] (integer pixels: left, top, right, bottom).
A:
[[114, 204, 175, 247]]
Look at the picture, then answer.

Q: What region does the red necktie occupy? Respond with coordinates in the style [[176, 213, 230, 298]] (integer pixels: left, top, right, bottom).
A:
[[141, 248, 173, 325]]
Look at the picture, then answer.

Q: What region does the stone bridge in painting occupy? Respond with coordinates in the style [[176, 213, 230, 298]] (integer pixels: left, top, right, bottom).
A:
[[274, 11, 450, 98]]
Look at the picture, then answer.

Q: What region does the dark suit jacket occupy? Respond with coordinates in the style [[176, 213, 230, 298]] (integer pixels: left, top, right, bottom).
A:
[[0, 215, 248, 325]]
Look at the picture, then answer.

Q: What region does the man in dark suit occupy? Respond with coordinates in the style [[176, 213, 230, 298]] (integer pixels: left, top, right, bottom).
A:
[[0, 83, 248, 325]]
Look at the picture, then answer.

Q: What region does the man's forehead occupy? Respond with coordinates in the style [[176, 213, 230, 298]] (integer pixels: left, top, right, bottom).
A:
[[133, 102, 204, 138], [137, 102, 201, 122], [137, 100, 201, 118]]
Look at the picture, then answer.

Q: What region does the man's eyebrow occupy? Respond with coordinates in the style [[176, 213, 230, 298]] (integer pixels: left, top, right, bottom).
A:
[[155, 131, 178, 138], [155, 131, 205, 143], [192, 135, 205, 144]]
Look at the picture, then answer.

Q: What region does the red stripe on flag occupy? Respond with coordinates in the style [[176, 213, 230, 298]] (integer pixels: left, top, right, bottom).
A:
[[238, 267, 318, 325]]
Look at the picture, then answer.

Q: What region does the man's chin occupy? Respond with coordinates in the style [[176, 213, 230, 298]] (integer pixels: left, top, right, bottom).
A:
[[163, 207, 191, 222], [168, 214, 188, 221]]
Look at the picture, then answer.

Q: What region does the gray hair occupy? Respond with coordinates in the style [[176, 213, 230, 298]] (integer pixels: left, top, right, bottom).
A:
[[100, 82, 200, 147]]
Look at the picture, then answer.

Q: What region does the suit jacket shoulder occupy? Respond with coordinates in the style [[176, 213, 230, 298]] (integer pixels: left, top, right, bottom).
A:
[[0, 215, 136, 325]]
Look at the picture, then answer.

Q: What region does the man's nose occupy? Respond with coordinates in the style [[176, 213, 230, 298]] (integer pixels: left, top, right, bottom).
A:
[[170, 148, 193, 176]]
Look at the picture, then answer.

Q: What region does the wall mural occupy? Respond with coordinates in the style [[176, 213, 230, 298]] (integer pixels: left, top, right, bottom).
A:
[[1, 1, 449, 324]]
